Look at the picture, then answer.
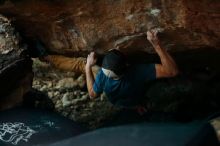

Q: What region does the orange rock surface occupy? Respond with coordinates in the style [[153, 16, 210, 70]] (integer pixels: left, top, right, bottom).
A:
[[0, 0, 219, 55]]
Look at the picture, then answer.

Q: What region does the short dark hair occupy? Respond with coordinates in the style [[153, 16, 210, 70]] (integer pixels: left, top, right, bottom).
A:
[[102, 49, 127, 76]]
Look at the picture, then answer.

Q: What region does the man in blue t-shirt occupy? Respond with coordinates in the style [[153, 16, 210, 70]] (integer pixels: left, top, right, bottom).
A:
[[85, 30, 179, 108]]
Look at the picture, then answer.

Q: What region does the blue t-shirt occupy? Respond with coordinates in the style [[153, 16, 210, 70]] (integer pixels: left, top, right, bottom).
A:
[[93, 64, 156, 107]]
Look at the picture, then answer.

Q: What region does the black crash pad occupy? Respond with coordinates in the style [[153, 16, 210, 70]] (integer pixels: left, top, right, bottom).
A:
[[0, 108, 87, 146], [48, 122, 219, 146]]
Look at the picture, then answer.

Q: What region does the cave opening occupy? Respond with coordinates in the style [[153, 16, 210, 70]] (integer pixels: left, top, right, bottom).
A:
[[0, 0, 220, 145]]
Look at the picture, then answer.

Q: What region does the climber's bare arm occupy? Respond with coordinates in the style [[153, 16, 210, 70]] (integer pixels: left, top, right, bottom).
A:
[[85, 52, 98, 99], [147, 30, 179, 78]]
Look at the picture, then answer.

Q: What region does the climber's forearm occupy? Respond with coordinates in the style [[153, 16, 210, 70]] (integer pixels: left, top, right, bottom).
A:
[[154, 44, 179, 76], [85, 65, 97, 99]]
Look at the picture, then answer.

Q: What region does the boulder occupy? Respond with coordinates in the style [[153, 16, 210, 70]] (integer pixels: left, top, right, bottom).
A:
[[0, 14, 32, 110], [0, 0, 218, 56]]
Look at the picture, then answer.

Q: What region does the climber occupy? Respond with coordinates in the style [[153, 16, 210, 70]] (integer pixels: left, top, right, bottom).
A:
[[36, 29, 178, 109], [85, 30, 179, 107]]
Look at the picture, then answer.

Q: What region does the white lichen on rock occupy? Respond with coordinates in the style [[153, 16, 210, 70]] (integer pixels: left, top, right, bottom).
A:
[[150, 8, 161, 17], [125, 14, 134, 20]]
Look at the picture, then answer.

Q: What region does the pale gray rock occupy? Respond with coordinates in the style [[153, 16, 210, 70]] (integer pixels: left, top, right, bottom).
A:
[[56, 78, 77, 89], [62, 93, 72, 107], [76, 75, 86, 88]]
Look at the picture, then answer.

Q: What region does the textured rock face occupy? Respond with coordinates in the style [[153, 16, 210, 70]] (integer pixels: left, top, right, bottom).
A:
[[0, 14, 33, 111], [0, 0, 219, 56]]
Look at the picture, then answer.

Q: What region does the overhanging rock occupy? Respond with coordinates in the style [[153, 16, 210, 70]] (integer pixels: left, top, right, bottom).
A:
[[0, 0, 218, 56]]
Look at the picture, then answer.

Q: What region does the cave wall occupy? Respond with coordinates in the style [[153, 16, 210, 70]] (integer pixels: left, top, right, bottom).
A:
[[0, 0, 219, 56]]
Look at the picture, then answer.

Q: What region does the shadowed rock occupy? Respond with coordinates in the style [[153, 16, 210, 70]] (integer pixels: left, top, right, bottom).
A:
[[0, 14, 32, 110]]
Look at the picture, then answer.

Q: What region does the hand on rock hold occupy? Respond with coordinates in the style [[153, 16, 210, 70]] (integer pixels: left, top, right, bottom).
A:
[[146, 30, 160, 47], [86, 52, 97, 68]]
